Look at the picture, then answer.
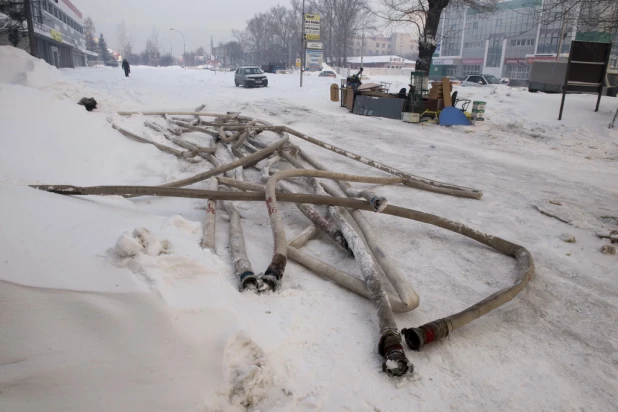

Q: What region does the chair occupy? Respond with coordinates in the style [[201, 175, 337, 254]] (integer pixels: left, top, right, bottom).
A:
[[451, 91, 471, 112]]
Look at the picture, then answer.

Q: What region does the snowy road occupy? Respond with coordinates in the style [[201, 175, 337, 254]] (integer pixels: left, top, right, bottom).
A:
[[1, 48, 617, 411]]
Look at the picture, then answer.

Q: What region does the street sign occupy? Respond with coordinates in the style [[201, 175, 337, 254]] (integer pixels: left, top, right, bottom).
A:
[[305, 49, 323, 71], [304, 14, 320, 41], [296, 58, 301, 67], [306, 41, 323, 50]]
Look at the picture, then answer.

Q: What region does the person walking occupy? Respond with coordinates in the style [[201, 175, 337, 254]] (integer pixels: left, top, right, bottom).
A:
[[122, 59, 130, 78]]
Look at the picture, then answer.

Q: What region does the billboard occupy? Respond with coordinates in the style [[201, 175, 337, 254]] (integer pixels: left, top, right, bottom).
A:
[[305, 49, 323, 71], [304, 14, 320, 41]]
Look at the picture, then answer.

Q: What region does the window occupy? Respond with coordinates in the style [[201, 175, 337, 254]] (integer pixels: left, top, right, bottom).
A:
[[496, 19, 502, 27], [463, 65, 481, 75], [446, 66, 457, 77], [376, 43, 379, 48], [511, 39, 516, 46], [473, 22, 478, 29], [506, 63, 531, 80]]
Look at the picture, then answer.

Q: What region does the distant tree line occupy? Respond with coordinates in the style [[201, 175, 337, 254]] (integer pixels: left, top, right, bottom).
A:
[[233, 0, 372, 68]]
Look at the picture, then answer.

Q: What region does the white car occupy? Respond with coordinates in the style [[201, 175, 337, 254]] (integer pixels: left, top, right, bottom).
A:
[[462, 74, 502, 87]]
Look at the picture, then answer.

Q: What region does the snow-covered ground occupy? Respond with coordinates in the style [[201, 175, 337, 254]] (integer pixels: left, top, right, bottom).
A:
[[1, 46, 617, 411]]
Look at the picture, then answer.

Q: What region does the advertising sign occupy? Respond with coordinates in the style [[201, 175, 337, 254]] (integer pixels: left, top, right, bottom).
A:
[[306, 41, 323, 50], [305, 49, 323, 71], [304, 14, 321, 41], [51, 29, 63, 43], [296, 58, 301, 67], [432, 58, 454, 65], [504, 58, 527, 64], [462, 58, 484, 65]]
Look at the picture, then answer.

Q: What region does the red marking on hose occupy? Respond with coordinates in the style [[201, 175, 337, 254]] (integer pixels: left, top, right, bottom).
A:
[[206, 203, 216, 215], [266, 197, 277, 216], [422, 325, 436, 344]]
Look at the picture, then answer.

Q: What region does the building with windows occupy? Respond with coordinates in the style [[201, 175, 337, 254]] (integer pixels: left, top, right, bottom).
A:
[[346, 55, 416, 70], [0, 0, 95, 68], [431, 0, 617, 84], [350, 32, 417, 59]]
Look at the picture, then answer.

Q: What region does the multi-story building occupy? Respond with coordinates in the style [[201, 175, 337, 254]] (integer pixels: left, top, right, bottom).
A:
[[350, 32, 416, 59], [0, 0, 95, 68], [431, 0, 617, 84]]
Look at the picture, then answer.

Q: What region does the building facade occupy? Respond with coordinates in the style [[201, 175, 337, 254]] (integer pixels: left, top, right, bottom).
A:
[[350, 32, 416, 59], [33, 0, 95, 68], [346, 55, 416, 70], [0, 0, 94, 68], [431, 0, 617, 84]]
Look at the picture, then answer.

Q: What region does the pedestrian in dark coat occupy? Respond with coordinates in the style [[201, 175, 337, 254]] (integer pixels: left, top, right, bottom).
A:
[[122, 59, 130, 77]]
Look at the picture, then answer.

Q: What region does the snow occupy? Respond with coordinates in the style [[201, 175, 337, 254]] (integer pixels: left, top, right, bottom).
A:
[[1, 45, 617, 411]]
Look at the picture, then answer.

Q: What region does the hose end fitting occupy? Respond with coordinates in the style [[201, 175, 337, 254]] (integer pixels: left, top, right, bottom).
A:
[[239, 271, 258, 291], [263, 253, 287, 291], [402, 319, 450, 351], [370, 196, 388, 213], [378, 331, 413, 377]]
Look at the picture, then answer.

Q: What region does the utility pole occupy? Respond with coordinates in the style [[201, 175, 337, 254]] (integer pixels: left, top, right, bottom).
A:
[[556, 9, 568, 61], [300, 0, 305, 87], [24, 0, 38, 58], [360, 32, 364, 67]]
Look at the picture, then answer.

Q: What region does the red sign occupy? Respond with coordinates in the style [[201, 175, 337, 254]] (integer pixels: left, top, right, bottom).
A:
[[526, 56, 557, 64], [462, 58, 484, 65], [505, 58, 527, 64]]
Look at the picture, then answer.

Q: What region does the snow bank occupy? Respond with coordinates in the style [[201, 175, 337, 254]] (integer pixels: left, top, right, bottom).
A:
[[0, 46, 66, 88], [1, 50, 617, 412]]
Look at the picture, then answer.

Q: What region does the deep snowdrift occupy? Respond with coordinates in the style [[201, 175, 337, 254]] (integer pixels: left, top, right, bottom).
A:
[[1, 46, 617, 411]]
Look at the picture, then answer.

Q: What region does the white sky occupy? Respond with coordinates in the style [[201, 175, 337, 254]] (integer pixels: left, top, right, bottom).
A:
[[77, 0, 285, 55]]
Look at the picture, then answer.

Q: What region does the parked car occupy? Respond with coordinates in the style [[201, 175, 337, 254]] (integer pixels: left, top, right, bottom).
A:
[[447, 76, 462, 85], [462, 74, 502, 86], [319, 70, 337, 78], [234, 66, 268, 88], [105, 60, 119, 68]]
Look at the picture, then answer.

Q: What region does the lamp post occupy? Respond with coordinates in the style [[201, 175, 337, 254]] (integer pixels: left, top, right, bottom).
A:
[[300, 0, 305, 87], [170, 28, 186, 69], [163, 38, 173, 65]]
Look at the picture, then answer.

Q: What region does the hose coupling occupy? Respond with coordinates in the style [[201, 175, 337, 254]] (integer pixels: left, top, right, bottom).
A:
[[239, 271, 259, 291], [402, 319, 450, 351], [369, 196, 388, 213], [262, 253, 287, 291], [378, 330, 413, 377]]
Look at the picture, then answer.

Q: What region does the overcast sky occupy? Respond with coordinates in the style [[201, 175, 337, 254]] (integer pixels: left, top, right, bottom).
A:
[[78, 0, 285, 55]]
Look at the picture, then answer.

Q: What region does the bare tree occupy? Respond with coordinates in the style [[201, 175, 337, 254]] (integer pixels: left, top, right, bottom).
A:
[[144, 28, 160, 66], [116, 20, 134, 59], [84, 17, 98, 53], [371, 0, 498, 73]]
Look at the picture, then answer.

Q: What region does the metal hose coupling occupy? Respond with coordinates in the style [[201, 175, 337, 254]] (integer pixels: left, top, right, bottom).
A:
[[378, 330, 413, 377], [262, 253, 287, 291], [402, 319, 451, 351], [370, 196, 388, 213], [239, 271, 259, 291]]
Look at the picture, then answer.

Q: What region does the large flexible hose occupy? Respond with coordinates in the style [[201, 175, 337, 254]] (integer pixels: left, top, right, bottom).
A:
[[118, 111, 482, 199], [33, 184, 534, 364], [329, 205, 411, 376], [201, 178, 218, 250], [158, 136, 288, 189], [221, 201, 258, 290], [263, 169, 406, 285]]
